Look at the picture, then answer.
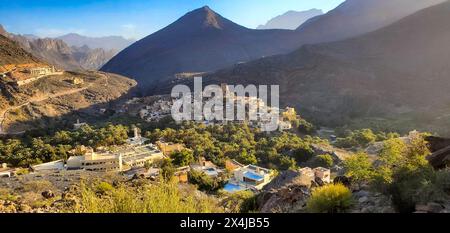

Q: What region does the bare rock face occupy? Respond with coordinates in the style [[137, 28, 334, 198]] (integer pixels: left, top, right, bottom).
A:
[[0, 25, 116, 71], [257, 170, 312, 213], [258, 185, 310, 213], [415, 202, 450, 213], [349, 190, 395, 213]]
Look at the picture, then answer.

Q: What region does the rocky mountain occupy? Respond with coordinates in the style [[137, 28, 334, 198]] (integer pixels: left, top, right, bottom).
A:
[[57, 33, 134, 51], [296, 0, 446, 44], [205, 1, 450, 135], [27, 38, 84, 70], [0, 34, 40, 66], [0, 34, 136, 134], [0, 25, 116, 71], [101, 6, 306, 94], [73, 46, 117, 70], [257, 9, 323, 30]]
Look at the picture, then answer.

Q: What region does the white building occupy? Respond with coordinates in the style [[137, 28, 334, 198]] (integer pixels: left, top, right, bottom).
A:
[[31, 160, 65, 172], [66, 128, 164, 172], [225, 162, 274, 192]]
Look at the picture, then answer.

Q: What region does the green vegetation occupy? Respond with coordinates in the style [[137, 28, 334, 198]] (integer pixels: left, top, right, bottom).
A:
[[342, 131, 450, 212], [0, 124, 129, 167], [306, 183, 353, 213], [159, 159, 176, 182], [312, 154, 334, 168], [188, 169, 226, 192], [335, 128, 399, 149], [145, 122, 326, 171], [73, 181, 223, 213], [343, 152, 374, 187], [95, 182, 114, 195], [171, 149, 195, 167]]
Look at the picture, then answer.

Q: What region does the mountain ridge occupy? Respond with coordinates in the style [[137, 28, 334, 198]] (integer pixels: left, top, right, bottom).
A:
[[101, 6, 305, 94], [257, 9, 323, 30], [204, 0, 450, 135]]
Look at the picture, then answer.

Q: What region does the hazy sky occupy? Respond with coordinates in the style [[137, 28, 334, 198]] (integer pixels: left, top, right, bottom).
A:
[[0, 0, 344, 39]]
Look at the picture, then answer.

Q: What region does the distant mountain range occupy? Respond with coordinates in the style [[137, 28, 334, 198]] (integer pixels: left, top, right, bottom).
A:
[[205, 0, 450, 135], [0, 25, 119, 71], [102, 0, 445, 95], [257, 9, 323, 30], [57, 33, 135, 51]]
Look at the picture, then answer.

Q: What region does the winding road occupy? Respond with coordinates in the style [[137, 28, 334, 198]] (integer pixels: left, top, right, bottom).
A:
[[0, 72, 109, 135]]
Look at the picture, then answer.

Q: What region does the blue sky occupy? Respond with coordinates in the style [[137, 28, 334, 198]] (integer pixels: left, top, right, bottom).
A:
[[0, 0, 344, 39]]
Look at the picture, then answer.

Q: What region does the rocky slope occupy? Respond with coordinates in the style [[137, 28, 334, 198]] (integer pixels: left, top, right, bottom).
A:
[[205, 1, 450, 135], [257, 9, 323, 30], [0, 35, 40, 66], [0, 34, 136, 134], [296, 0, 446, 43], [0, 70, 136, 134], [0, 25, 116, 71]]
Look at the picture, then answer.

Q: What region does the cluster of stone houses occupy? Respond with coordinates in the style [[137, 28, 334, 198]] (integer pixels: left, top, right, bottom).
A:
[[136, 84, 295, 132], [139, 99, 172, 122]]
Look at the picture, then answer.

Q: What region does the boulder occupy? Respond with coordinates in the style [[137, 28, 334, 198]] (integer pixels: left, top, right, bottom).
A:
[[41, 190, 55, 199], [334, 176, 352, 187]]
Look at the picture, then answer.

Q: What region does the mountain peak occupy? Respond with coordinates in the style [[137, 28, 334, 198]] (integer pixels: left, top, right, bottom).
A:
[[179, 6, 235, 30]]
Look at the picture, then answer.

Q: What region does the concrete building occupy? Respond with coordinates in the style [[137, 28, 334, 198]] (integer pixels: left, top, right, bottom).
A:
[[28, 66, 56, 76], [73, 119, 88, 130], [0, 163, 13, 178], [278, 120, 292, 131], [174, 166, 190, 183], [31, 160, 65, 172], [82, 153, 123, 172], [66, 130, 165, 172], [126, 127, 149, 146], [224, 161, 274, 192], [190, 157, 223, 177], [120, 144, 165, 168]]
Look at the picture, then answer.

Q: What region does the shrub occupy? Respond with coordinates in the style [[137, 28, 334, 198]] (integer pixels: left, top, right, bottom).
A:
[[23, 180, 54, 193], [343, 152, 374, 186], [171, 149, 194, 167], [95, 182, 114, 195], [315, 154, 334, 168], [74, 181, 222, 213], [160, 159, 176, 182], [307, 183, 353, 213], [188, 170, 225, 192]]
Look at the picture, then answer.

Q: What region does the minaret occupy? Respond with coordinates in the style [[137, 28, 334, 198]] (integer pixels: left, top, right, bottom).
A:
[[134, 127, 140, 139]]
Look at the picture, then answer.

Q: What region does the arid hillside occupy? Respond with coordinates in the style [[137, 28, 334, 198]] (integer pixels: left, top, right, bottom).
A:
[[0, 71, 136, 134], [206, 1, 450, 135]]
